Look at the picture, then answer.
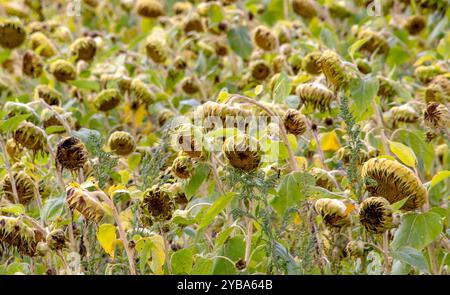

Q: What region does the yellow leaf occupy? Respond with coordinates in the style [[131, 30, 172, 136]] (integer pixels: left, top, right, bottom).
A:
[[296, 156, 308, 171], [287, 134, 298, 151], [217, 90, 231, 103], [108, 184, 126, 197], [119, 208, 133, 232], [430, 170, 450, 188], [96, 224, 116, 259], [149, 235, 166, 274], [344, 203, 355, 216], [388, 140, 417, 169], [293, 212, 301, 225], [319, 131, 341, 152], [255, 85, 263, 95], [135, 104, 148, 127]]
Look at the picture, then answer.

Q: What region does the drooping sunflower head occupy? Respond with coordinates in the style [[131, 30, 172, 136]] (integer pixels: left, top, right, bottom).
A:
[[130, 79, 155, 104], [140, 185, 175, 222], [49, 59, 77, 83], [296, 82, 336, 112], [250, 60, 271, 80], [0, 216, 44, 256], [145, 38, 166, 64], [292, 0, 317, 19], [283, 109, 307, 136], [4, 101, 40, 125], [14, 122, 46, 152], [93, 89, 122, 112], [22, 50, 43, 78], [135, 0, 165, 18], [5, 138, 21, 162], [173, 1, 193, 15], [390, 104, 419, 127], [223, 134, 261, 172], [2, 171, 35, 205], [70, 37, 97, 61], [171, 123, 204, 158], [302, 51, 322, 75], [46, 229, 66, 251], [424, 102, 450, 130], [414, 65, 441, 84], [34, 85, 62, 106], [356, 29, 389, 54], [361, 158, 427, 211], [66, 185, 106, 223], [0, 19, 26, 49], [183, 14, 205, 34], [56, 136, 89, 171], [253, 25, 277, 51], [171, 155, 195, 179], [29, 32, 57, 58], [359, 196, 393, 234], [318, 50, 349, 89], [345, 240, 366, 258], [41, 107, 73, 133], [181, 76, 199, 94], [310, 167, 336, 191], [404, 15, 426, 35], [108, 131, 136, 156], [314, 198, 351, 228]]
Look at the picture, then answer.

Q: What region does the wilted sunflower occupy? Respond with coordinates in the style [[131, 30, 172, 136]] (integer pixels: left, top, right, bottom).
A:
[[345, 240, 366, 258], [56, 136, 89, 171], [49, 59, 77, 82], [5, 138, 21, 162], [14, 122, 46, 152], [140, 185, 175, 222], [250, 60, 271, 80], [424, 102, 450, 130], [171, 123, 204, 158], [93, 89, 122, 112], [390, 104, 419, 127], [66, 185, 106, 223], [310, 167, 336, 191], [173, 1, 192, 15], [296, 82, 336, 112], [404, 15, 426, 35], [2, 171, 35, 205], [223, 134, 261, 172], [29, 32, 57, 58], [108, 131, 136, 156], [4, 101, 40, 125], [357, 29, 389, 54], [135, 0, 164, 18], [318, 50, 348, 89], [314, 198, 351, 228], [361, 158, 427, 211], [414, 65, 441, 84], [302, 51, 322, 75], [130, 79, 155, 103], [70, 37, 97, 61], [41, 107, 72, 133], [183, 14, 204, 34], [46, 229, 66, 251], [424, 75, 450, 103], [34, 85, 62, 106], [253, 26, 277, 51], [171, 155, 194, 179], [292, 0, 317, 19], [283, 109, 307, 136], [359, 197, 393, 234], [22, 50, 43, 78], [181, 76, 199, 94], [145, 38, 166, 64], [0, 19, 26, 49], [0, 216, 44, 256]]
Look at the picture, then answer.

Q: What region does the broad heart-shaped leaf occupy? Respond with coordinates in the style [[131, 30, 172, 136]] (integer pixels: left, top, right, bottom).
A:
[[213, 236, 245, 275], [349, 76, 379, 122], [40, 195, 65, 221], [392, 212, 443, 251], [184, 163, 210, 199], [192, 257, 214, 275], [271, 172, 315, 216], [96, 224, 117, 259], [388, 140, 417, 170], [0, 114, 30, 133], [272, 71, 291, 104], [171, 248, 193, 274], [69, 80, 100, 91], [198, 192, 236, 230], [391, 246, 429, 274], [227, 26, 253, 60], [430, 170, 450, 189], [391, 129, 434, 172]]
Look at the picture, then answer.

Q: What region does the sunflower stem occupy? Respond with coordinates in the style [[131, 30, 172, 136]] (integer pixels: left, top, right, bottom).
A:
[[0, 137, 20, 204]]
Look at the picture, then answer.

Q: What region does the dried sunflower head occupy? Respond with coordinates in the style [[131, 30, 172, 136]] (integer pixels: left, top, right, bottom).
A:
[[272, 55, 285, 73], [357, 29, 389, 54], [66, 186, 106, 223], [136, 0, 165, 18], [14, 122, 46, 152], [414, 65, 441, 84], [0, 19, 26, 49], [404, 15, 426, 35], [157, 108, 175, 127], [359, 197, 393, 234], [292, 0, 317, 19], [41, 107, 72, 133], [49, 59, 77, 83], [181, 76, 199, 94], [171, 155, 194, 179], [6, 138, 21, 162], [34, 85, 62, 106], [140, 185, 175, 222], [424, 102, 450, 130], [318, 50, 349, 89], [2, 171, 35, 205], [94, 89, 122, 112], [250, 60, 271, 80], [46, 229, 66, 251], [108, 131, 136, 156], [56, 136, 89, 171], [253, 25, 277, 51], [361, 158, 427, 211], [0, 216, 43, 256], [22, 50, 43, 78], [296, 82, 336, 112], [183, 14, 205, 34], [4, 101, 40, 125], [310, 167, 336, 191], [130, 79, 155, 104], [173, 1, 193, 15], [29, 32, 57, 58], [356, 58, 372, 74], [314, 198, 351, 228], [345, 240, 366, 258], [171, 123, 204, 158], [145, 38, 166, 64], [302, 51, 322, 75], [283, 109, 307, 136], [223, 134, 261, 172], [70, 37, 97, 61], [390, 104, 419, 127]]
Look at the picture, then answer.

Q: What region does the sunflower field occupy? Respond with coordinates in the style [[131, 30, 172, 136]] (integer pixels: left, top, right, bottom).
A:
[[0, 0, 449, 276]]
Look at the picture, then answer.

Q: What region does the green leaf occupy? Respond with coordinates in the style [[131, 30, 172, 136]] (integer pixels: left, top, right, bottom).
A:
[[387, 45, 411, 68], [213, 236, 244, 275], [391, 197, 410, 212], [0, 114, 30, 133], [430, 170, 450, 189], [391, 129, 434, 172], [0, 49, 11, 64], [171, 248, 193, 274], [40, 195, 65, 221], [69, 80, 100, 91], [208, 3, 223, 23], [392, 212, 443, 250], [192, 257, 214, 275], [6, 262, 29, 275], [198, 192, 236, 230], [391, 246, 429, 274], [0, 203, 25, 215], [349, 76, 379, 122], [215, 226, 234, 248], [272, 71, 291, 104], [388, 140, 417, 169], [96, 224, 117, 259], [348, 38, 369, 59], [227, 26, 253, 60], [320, 27, 338, 49], [128, 152, 142, 170], [184, 163, 210, 198], [45, 125, 66, 134]]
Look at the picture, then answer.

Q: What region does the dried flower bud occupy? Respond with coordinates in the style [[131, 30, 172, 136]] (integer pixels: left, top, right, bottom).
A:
[[223, 134, 261, 171], [404, 15, 426, 35], [0, 19, 26, 49], [390, 104, 419, 127], [0, 216, 44, 256], [140, 185, 175, 222], [70, 37, 97, 61], [41, 107, 72, 133], [183, 15, 204, 34], [29, 32, 57, 58], [94, 89, 122, 112], [181, 76, 199, 94], [34, 85, 62, 106], [250, 60, 271, 80], [14, 122, 46, 152], [292, 0, 317, 19], [310, 167, 336, 191], [108, 131, 136, 156], [171, 155, 194, 179], [253, 26, 277, 51], [56, 137, 89, 171], [22, 50, 43, 78], [345, 240, 366, 257], [46, 229, 66, 251], [131, 79, 155, 103], [314, 198, 351, 228], [283, 109, 307, 136], [49, 59, 77, 82], [359, 197, 393, 234], [357, 29, 389, 54], [173, 1, 192, 14], [296, 82, 336, 112], [361, 158, 427, 211], [136, 0, 164, 18], [318, 50, 348, 89], [414, 65, 441, 84], [145, 38, 166, 63], [424, 102, 450, 130], [302, 51, 322, 75]]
